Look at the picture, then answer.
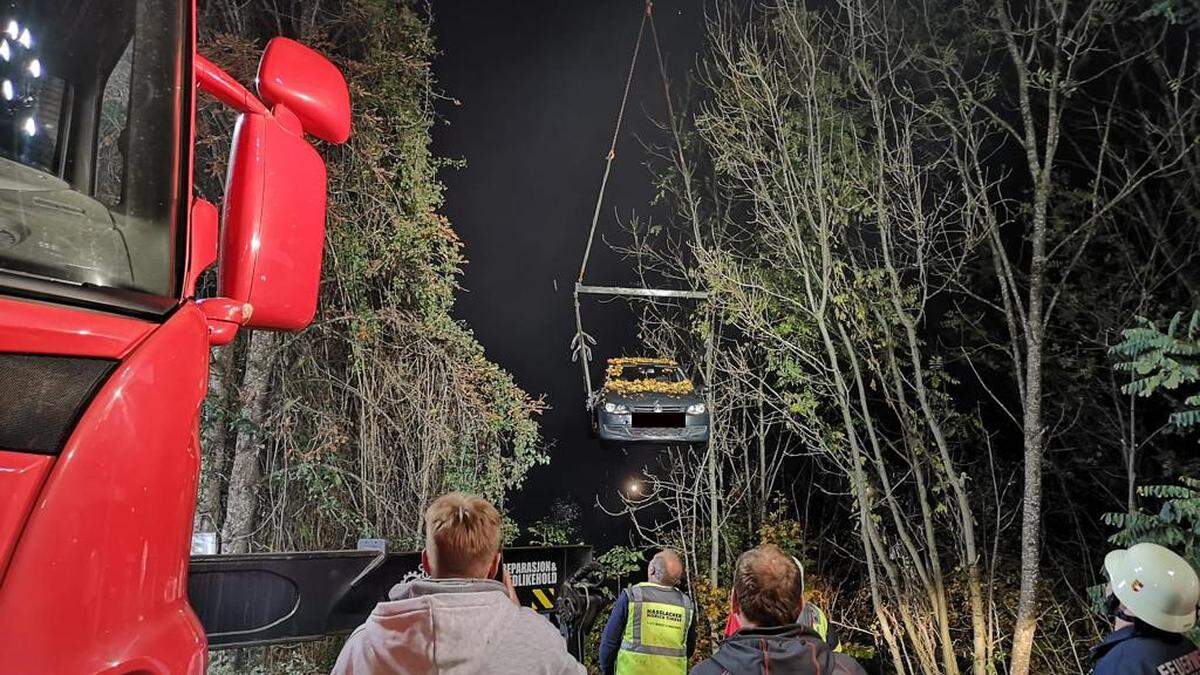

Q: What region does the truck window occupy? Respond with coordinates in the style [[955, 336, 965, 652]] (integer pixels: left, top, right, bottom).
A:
[[0, 0, 186, 309], [96, 40, 133, 208]]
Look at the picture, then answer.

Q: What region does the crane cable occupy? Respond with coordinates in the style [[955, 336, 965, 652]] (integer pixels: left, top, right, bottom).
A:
[[573, 0, 698, 399], [577, 0, 651, 284]]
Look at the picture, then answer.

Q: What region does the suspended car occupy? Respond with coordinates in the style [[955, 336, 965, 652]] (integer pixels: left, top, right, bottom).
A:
[[591, 357, 709, 444]]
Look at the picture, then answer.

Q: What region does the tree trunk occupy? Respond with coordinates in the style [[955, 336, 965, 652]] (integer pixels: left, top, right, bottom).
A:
[[757, 385, 766, 526], [1009, 179, 1051, 675], [220, 330, 279, 554], [195, 343, 235, 533], [705, 314, 719, 586]]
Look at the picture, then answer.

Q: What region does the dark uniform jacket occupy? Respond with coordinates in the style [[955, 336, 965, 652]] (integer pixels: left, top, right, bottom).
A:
[[689, 624, 867, 675], [1091, 621, 1200, 675]]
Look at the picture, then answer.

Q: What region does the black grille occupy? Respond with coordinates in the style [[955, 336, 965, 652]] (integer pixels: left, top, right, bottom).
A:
[[632, 413, 686, 428], [0, 354, 116, 454]]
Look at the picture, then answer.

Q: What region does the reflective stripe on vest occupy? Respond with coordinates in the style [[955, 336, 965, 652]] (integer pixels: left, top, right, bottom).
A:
[[616, 583, 694, 674], [799, 602, 841, 652], [799, 602, 828, 639]]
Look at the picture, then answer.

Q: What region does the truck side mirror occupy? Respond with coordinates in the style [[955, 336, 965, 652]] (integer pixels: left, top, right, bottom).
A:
[[257, 38, 351, 144], [194, 43, 350, 337]]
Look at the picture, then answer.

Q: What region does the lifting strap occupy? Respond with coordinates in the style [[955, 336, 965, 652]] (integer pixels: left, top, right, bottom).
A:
[[571, 0, 707, 399]]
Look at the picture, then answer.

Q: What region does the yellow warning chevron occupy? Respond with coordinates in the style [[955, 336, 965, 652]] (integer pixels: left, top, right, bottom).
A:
[[531, 587, 555, 610]]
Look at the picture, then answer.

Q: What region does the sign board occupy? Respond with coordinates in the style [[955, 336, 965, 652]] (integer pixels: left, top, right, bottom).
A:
[[189, 545, 592, 649], [504, 546, 592, 613]]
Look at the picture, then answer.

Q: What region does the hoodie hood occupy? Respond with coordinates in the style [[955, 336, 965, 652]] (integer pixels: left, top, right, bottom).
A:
[[369, 577, 516, 673], [332, 577, 586, 675], [712, 624, 836, 673]]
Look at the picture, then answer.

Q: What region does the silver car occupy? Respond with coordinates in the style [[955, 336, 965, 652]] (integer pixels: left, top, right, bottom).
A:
[[591, 360, 709, 444]]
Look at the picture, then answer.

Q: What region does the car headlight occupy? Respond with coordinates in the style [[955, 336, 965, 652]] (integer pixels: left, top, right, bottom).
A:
[[604, 402, 629, 414], [687, 403, 706, 415]]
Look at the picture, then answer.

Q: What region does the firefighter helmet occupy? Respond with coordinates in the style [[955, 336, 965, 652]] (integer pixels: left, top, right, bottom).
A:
[[1104, 542, 1200, 633]]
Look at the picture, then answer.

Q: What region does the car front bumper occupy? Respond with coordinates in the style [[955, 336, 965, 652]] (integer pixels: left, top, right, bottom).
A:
[[596, 411, 709, 443]]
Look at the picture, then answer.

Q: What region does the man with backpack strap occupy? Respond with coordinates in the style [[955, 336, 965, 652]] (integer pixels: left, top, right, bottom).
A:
[[692, 545, 866, 675]]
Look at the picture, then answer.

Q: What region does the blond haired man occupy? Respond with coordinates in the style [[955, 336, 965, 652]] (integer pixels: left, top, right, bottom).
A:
[[332, 492, 585, 674]]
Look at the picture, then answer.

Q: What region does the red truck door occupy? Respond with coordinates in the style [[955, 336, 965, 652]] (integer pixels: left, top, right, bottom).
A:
[[0, 1, 349, 671]]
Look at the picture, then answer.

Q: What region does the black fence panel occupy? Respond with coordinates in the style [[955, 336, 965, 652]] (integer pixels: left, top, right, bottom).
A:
[[190, 545, 593, 649]]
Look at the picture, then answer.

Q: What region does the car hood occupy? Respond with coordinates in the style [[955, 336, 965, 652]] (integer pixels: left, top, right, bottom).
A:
[[600, 390, 704, 407]]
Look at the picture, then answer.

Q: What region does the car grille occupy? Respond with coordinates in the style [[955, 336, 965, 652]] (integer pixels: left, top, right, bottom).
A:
[[632, 412, 686, 428], [631, 403, 685, 413]]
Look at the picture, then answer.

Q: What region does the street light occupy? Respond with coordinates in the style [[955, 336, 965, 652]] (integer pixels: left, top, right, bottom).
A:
[[625, 478, 642, 497]]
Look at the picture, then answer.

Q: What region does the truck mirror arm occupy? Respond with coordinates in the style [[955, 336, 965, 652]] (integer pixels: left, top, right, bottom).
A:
[[195, 54, 269, 116]]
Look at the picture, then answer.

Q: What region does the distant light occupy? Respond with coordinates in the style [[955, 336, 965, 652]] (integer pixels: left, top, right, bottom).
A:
[[3, 80, 13, 101], [5, 21, 17, 41], [22, 116, 35, 136], [627, 480, 641, 495], [0, 41, 10, 62], [18, 28, 30, 48], [26, 58, 38, 78]]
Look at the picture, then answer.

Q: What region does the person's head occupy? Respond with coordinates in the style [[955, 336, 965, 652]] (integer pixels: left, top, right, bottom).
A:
[[1102, 542, 1199, 634], [731, 544, 804, 628], [648, 548, 684, 587], [420, 492, 502, 580]]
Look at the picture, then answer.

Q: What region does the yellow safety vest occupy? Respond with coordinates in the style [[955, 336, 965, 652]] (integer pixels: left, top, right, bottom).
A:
[[799, 602, 841, 652], [616, 582, 694, 674]]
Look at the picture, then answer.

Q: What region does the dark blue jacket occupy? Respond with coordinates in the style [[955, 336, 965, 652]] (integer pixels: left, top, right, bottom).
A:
[[690, 624, 866, 675], [1091, 621, 1200, 674], [599, 588, 697, 675]]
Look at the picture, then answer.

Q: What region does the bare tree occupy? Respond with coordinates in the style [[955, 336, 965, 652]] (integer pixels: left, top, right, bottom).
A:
[[919, 2, 1192, 669], [220, 330, 279, 553]]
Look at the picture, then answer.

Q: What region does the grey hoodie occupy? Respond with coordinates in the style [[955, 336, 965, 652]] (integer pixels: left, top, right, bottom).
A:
[[331, 577, 585, 675]]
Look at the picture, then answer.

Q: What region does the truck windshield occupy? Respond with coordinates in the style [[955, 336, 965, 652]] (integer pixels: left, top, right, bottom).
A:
[[0, 0, 186, 309]]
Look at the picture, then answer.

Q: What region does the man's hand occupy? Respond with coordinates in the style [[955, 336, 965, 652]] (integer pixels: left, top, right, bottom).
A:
[[503, 567, 520, 605]]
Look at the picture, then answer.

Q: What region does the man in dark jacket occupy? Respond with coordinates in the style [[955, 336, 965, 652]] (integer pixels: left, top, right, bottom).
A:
[[1091, 542, 1200, 675], [691, 544, 866, 675]]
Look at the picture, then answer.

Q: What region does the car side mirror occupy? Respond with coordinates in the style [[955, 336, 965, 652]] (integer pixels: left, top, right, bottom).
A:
[[193, 43, 350, 340]]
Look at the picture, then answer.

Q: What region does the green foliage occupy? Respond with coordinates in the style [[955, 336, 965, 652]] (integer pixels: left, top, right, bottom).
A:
[[1138, 0, 1200, 27], [596, 545, 645, 582], [198, 0, 545, 554], [1104, 478, 1200, 557], [525, 499, 582, 546], [1113, 312, 1200, 433]]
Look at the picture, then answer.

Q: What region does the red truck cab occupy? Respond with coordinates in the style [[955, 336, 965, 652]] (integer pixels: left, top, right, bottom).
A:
[[0, 1, 349, 671]]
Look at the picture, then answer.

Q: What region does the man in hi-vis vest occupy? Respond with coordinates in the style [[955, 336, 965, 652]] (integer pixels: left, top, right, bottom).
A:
[[599, 549, 696, 674]]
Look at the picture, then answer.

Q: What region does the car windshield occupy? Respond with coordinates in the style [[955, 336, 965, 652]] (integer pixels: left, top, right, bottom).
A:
[[613, 364, 687, 383], [0, 0, 186, 306]]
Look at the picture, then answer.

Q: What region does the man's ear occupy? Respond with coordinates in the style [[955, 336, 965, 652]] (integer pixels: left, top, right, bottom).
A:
[[486, 552, 501, 580], [730, 588, 741, 617], [421, 549, 432, 577]]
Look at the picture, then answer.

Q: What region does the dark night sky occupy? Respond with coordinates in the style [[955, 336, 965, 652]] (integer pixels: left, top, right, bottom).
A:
[[430, 0, 709, 546]]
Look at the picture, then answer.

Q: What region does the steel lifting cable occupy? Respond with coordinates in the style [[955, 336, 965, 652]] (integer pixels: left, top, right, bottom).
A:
[[577, 0, 651, 284], [648, 7, 703, 252], [571, 2, 652, 396], [572, 0, 706, 398]]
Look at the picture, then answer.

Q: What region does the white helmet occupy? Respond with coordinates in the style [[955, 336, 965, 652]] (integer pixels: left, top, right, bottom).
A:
[[1104, 542, 1200, 633]]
